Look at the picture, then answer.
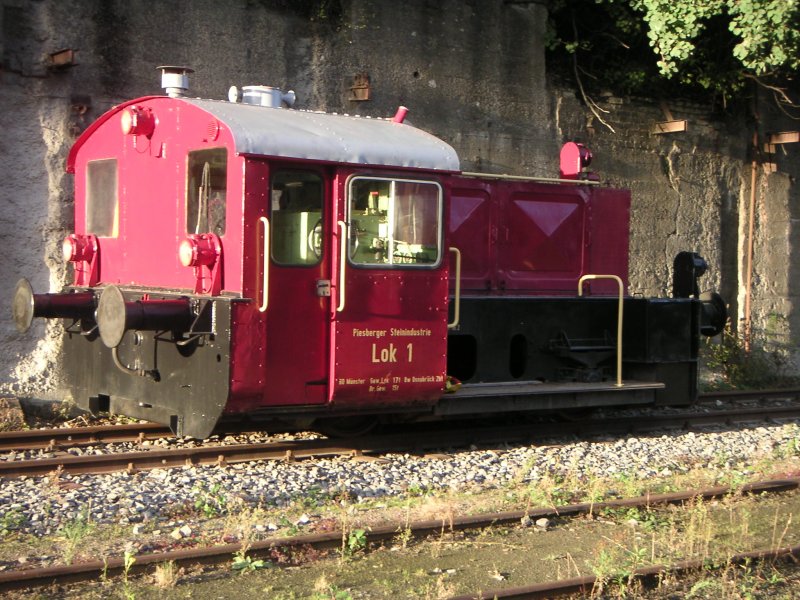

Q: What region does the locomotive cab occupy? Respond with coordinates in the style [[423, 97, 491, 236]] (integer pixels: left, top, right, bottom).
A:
[[19, 78, 459, 437]]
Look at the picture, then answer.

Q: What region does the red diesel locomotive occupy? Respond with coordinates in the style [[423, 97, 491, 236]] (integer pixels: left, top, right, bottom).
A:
[[13, 68, 726, 438]]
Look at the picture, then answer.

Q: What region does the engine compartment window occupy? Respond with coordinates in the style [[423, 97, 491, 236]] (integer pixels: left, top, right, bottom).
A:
[[86, 159, 118, 237], [347, 177, 442, 267], [186, 148, 227, 236], [270, 171, 324, 266]]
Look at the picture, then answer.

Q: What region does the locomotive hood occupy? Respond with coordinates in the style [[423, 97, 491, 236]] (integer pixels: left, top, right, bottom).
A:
[[67, 96, 460, 173]]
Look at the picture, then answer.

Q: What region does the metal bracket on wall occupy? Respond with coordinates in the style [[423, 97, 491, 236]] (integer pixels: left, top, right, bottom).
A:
[[652, 102, 687, 134], [48, 49, 77, 70], [763, 131, 798, 173], [763, 131, 799, 153], [349, 73, 370, 102]]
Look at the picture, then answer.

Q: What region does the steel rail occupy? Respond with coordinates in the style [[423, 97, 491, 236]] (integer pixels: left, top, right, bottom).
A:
[[0, 437, 362, 477], [0, 422, 171, 451], [0, 478, 796, 592], [2, 403, 800, 478], [582, 403, 800, 433], [447, 544, 800, 599], [699, 388, 800, 402]]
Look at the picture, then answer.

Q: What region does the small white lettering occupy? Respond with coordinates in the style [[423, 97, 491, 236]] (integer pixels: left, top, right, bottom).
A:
[[352, 328, 387, 339], [390, 327, 432, 337]]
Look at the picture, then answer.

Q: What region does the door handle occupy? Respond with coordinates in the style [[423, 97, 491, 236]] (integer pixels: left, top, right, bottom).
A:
[[448, 247, 461, 329], [258, 216, 269, 312], [337, 220, 346, 312]]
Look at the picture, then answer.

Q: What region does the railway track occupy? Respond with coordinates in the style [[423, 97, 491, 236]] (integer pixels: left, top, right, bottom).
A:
[[449, 544, 800, 599], [700, 388, 800, 402], [0, 421, 171, 451], [2, 387, 797, 453], [1, 393, 799, 478], [0, 477, 797, 593]]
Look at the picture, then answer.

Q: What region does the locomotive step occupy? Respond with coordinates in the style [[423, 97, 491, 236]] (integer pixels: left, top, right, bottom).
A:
[[436, 380, 664, 416]]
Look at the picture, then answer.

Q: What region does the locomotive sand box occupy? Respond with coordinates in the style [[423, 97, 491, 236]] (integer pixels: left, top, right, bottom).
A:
[[13, 67, 726, 438]]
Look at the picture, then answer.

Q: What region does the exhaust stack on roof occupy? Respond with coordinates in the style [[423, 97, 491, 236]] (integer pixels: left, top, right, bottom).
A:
[[158, 65, 194, 98]]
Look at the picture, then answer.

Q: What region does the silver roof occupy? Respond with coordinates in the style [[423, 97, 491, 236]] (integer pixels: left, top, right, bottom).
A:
[[185, 98, 460, 172]]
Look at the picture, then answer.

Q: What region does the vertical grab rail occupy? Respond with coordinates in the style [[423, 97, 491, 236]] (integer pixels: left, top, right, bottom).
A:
[[578, 274, 624, 387], [448, 247, 461, 329], [258, 217, 269, 313], [337, 220, 347, 313]]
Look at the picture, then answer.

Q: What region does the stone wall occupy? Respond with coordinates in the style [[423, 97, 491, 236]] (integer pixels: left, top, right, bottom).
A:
[[1, 0, 798, 394]]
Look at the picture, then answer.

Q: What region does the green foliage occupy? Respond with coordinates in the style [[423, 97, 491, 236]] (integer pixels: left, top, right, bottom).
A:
[[297, 485, 329, 509], [547, 0, 663, 96], [345, 528, 367, 555], [310, 586, 354, 600], [772, 426, 800, 458], [405, 483, 431, 498], [123, 550, 136, 575], [687, 578, 721, 598], [232, 548, 268, 573], [590, 543, 648, 591], [702, 324, 796, 390], [601, 506, 670, 532], [0, 509, 26, 537], [546, 0, 800, 103], [58, 511, 96, 564], [626, 0, 800, 77], [192, 482, 228, 517], [628, 0, 723, 78]]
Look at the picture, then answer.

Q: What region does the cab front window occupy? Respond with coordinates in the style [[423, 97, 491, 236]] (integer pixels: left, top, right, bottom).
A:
[[347, 177, 442, 267]]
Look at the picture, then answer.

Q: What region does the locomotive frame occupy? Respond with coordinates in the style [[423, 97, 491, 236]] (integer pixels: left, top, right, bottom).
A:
[[13, 71, 726, 438]]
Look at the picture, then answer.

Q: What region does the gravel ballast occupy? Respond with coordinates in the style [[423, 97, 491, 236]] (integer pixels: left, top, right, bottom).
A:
[[0, 422, 798, 537]]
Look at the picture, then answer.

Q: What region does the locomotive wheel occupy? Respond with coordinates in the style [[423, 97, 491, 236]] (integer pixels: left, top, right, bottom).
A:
[[314, 416, 378, 437]]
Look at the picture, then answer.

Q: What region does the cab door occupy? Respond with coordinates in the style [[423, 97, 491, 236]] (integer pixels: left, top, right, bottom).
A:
[[261, 167, 330, 404], [331, 173, 449, 408]]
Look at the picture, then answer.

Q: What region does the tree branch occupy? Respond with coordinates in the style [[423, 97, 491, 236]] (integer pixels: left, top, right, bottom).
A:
[[742, 73, 800, 119], [571, 12, 616, 133]]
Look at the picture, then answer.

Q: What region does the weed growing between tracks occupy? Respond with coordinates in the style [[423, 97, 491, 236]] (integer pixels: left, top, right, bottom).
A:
[[57, 509, 96, 564], [151, 560, 181, 588]]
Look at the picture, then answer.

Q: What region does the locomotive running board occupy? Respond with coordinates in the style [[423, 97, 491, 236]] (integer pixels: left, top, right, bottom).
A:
[[434, 380, 664, 416]]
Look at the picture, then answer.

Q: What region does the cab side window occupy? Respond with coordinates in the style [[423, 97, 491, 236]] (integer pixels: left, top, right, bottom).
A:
[[186, 148, 227, 236], [86, 159, 118, 237], [270, 171, 324, 265]]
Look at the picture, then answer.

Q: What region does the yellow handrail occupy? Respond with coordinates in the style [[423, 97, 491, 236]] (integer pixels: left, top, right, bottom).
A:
[[258, 217, 269, 312], [337, 220, 347, 313], [448, 247, 461, 329], [578, 274, 624, 387]]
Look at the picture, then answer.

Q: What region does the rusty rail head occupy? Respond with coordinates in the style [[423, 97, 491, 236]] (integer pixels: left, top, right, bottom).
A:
[[0, 422, 170, 451], [446, 544, 800, 599]]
